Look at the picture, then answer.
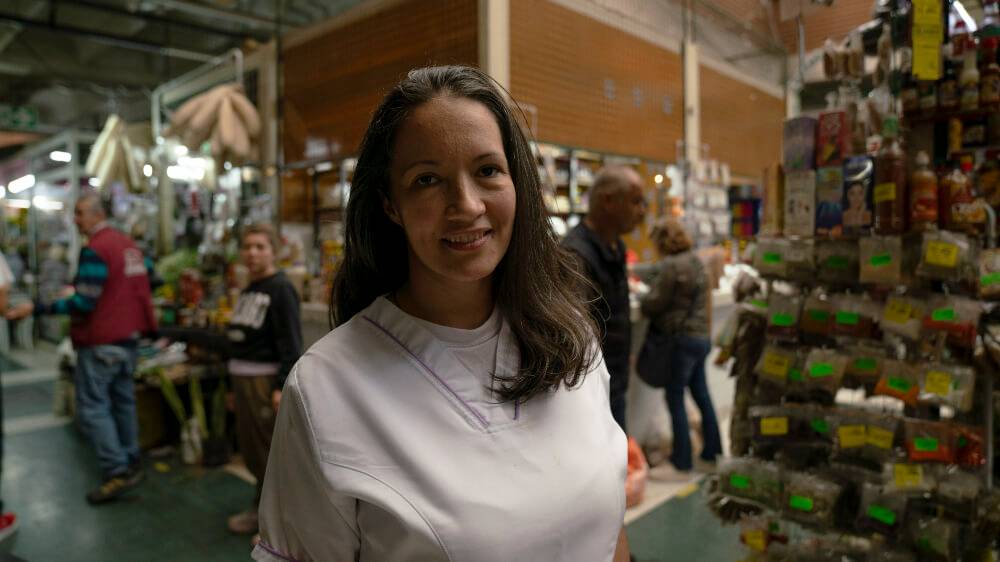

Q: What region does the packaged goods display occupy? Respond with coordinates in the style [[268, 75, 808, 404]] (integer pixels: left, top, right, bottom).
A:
[[815, 167, 845, 237], [784, 171, 817, 237], [841, 156, 875, 235]]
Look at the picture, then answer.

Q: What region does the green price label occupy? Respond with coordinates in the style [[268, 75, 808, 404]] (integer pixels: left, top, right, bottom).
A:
[[807, 310, 830, 322], [982, 272, 1000, 287], [750, 299, 768, 310], [788, 368, 804, 382], [870, 253, 893, 266], [854, 358, 877, 371], [771, 313, 795, 327], [835, 311, 859, 325], [810, 418, 830, 434], [729, 474, 750, 490], [887, 377, 912, 392], [825, 256, 849, 270], [931, 308, 955, 322], [958, 436, 968, 447], [809, 363, 834, 377], [789, 495, 814, 512], [763, 252, 783, 264], [914, 437, 939, 452], [867, 505, 897, 526]]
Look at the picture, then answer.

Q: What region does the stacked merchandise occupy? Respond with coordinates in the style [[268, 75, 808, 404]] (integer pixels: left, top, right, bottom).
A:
[[687, 159, 733, 248], [709, 4, 1000, 557]]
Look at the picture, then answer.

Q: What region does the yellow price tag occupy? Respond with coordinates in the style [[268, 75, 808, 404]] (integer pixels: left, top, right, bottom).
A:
[[925, 241, 959, 268], [762, 352, 791, 378], [744, 530, 767, 552], [893, 464, 924, 488], [925, 370, 953, 396], [874, 182, 897, 203], [761, 417, 789, 436], [883, 299, 912, 325], [867, 426, 894, 450], [838, 425, 866, 448]]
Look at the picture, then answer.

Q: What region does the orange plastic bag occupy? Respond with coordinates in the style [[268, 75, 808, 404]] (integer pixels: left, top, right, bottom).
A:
[[625, 437, 649, 508]]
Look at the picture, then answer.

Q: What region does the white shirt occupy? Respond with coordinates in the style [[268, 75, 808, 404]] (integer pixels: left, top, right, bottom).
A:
[[252, 296, 626, 562], [0, 254, 14, 289]]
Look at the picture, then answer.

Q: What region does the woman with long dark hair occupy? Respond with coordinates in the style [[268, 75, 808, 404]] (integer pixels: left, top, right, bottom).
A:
[[252, 66, 630, 562]]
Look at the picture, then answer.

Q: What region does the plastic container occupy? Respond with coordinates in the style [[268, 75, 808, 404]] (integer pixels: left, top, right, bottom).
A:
[[909, 151, 938, 229], [873, 116, 907, 235]]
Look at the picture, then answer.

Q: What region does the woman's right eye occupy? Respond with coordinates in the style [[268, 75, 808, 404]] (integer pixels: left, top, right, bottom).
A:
[[414, 174, 439, 187]]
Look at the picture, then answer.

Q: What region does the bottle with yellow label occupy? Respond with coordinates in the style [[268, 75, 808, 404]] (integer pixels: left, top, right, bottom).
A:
[[874, 116, 907, 235], [910, 151, 938, 229]]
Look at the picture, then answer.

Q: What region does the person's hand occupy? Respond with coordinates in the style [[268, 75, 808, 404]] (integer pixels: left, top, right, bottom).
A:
[[272, 389, 282, 413], [5, 302, 33, 320]]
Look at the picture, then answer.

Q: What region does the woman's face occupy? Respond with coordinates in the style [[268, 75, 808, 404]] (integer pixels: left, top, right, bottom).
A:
[[847, 183, 865, 209], [386, 95, 516, 291], [240, 233, 275, 277]]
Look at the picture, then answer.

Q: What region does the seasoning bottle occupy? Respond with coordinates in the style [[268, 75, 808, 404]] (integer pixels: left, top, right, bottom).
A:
[[939, 63, 959, 112], [918, 80, 938, 114], [959, 43, 981, 111], [901, 76, 919, 114], [910, 151, 938, 229], [874, 116, 907, 234], [981, 38, 1000, 110], [940, 160, 973, 231]]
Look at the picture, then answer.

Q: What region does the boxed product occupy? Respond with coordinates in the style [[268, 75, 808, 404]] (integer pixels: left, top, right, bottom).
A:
[[815, 167, 844, 237], [784, 170, 817, 237], [841, 156, 874, 235], [783, 117, 818, 171], [816, 111, 849, 168]]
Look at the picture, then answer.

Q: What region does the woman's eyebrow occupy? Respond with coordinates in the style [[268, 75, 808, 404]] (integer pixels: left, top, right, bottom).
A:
[[400, 159, 440, 175], [474, 152, 503, 161]]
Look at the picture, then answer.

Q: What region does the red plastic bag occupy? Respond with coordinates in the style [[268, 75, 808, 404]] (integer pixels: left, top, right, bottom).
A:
[[625, 437, 649, 508]]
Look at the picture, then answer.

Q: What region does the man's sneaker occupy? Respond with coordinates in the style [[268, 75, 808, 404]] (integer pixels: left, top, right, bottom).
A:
[[124, 464, 146, 487], [86, 473, 140, 505], [227, 509, 259, 535], [0, 512, 18, 542]]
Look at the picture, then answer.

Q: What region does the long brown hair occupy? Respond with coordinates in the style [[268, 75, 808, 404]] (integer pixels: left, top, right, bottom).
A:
[[331, 65, 597, 403]]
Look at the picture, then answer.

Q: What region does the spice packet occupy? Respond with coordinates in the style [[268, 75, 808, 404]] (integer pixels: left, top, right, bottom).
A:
[[831, 294, 879, 339], [754, 238, 790, 278], [785, 239, 816, 282], [908, 516, 960, 561], [880, 295, 926, 340], [954, 425, 986, 467], [843, 344, 886, 388], [978, 249, 1000, 299], [856, 482, 906, 537], [916, 231, 976, 282], [935, 466, 982, 513], [816, 240, 860, 285], [719, 457, 783, 509], [750, 405, 795, 444], [802, 348, 847, 396], [902, 419, 956, 463], [873, 360, 919, 407], [917, 363, 976, 412], [782, 471, 843, 528], [859, 236, 902, 285], [884, 462, 936, 494], [801, 293, 834, 337], [767, 293, 802, 340], [922, 294, 982, 348], [754, 345, 796, 389]]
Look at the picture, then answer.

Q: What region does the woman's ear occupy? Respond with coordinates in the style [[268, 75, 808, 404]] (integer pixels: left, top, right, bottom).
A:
[[382, 194, 402, 226]]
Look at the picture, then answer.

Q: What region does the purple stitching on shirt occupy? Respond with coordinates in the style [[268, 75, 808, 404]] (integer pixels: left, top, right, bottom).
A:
[[256, 540, 301, 562], [514, 400, 520, 420], [362, 316, 490, 428]]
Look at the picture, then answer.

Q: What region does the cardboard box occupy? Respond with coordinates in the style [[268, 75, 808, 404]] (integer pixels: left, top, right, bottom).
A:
[[842, 156, 875, 235], [815, 166, 845, 237], [783, 117, 818, 171], [784, 169, 816, 237], [816, 111, 849, 167]]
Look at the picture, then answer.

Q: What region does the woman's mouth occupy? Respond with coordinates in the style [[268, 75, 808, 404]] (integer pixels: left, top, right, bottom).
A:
[[442, 230, 492, 251]]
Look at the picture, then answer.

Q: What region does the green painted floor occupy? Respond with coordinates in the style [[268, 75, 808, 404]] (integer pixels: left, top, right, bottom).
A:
[[1, 347, 745, 561], [626, 482, 745, 562]]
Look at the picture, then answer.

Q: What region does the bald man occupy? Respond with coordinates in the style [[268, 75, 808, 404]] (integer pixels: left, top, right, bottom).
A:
[[561, 166, 646, 432], [9, 192, 156, 504]]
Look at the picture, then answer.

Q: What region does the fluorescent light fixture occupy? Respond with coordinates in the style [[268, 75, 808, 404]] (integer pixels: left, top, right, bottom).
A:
[[6, 199, 30, 209], [654, 174, 664, 184], [177, 156, 208, 169], [167, 165, 205, 182], [315, 161, 334, 173], [88, 177, 101, 187], [32, 196, 64, 211], [954, 0, 977, 31], [174, 145, 189, 156], [143, 164, 153, 177], [8, 174, 35, 194], [49, 150, 72, 163]]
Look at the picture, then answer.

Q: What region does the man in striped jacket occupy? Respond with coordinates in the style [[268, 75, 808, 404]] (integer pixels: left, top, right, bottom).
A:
[[9, 192, 156, 504]]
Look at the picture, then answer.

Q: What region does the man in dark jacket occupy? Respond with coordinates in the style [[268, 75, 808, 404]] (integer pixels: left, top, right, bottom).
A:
[[9, 192, 157, 504], [561, 166, 646, 432]]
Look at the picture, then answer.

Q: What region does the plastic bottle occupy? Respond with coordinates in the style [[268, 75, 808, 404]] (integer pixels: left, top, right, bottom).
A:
[[940, 160, 973, 231], [910, 151, 938, 228], [981, 38, 1000, 109], [874, 116, 908, 234], [960, 44, 981, 111], [939, 62, 959, 111]]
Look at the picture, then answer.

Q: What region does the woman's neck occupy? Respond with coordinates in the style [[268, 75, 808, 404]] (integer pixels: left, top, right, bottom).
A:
[[395, 275, 494, 329]]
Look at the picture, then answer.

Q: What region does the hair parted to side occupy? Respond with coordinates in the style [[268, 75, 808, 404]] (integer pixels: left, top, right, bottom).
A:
[[651, 217, 693, 256], [241, 222, 279, 252], [331, 65, 598, 403]]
